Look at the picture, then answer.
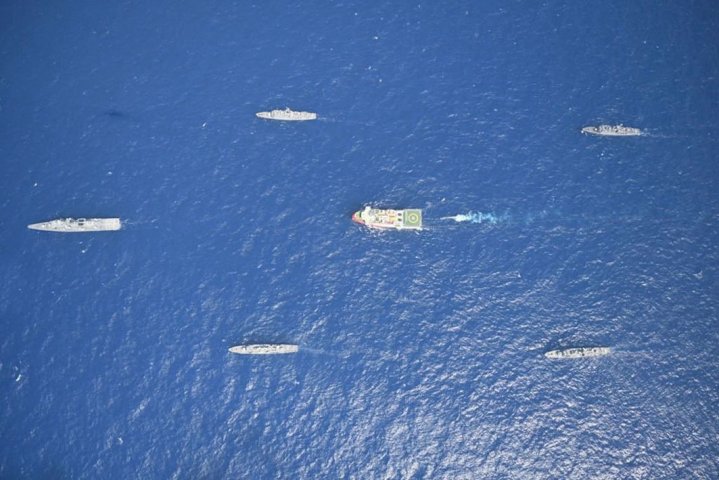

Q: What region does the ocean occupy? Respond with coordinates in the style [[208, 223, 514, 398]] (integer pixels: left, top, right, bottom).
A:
[[1, 1, 718, 478]]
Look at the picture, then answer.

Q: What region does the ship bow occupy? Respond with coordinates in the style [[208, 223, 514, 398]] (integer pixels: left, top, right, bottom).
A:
[[351, 211, 364, 225]]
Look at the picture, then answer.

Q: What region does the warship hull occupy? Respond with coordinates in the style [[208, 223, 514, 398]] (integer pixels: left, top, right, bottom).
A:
[[256, 108, 317, 121], [581, 125, 642, 136], [229, 344, 299, 355], [545, 347, 611, 359], [28, 218, 122, 232]]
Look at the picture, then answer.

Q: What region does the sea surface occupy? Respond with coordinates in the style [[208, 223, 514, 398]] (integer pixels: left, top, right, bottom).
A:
[[1, 1, 718, 478]]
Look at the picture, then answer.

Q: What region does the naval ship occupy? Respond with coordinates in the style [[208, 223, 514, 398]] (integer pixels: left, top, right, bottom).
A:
[[255, 108, 317, 121], [544, 347, 611, 359], [28, 217, 122, 232], [581, 124, 642, 136], [352, 206, 423, 231], [228, 344, 299, 355]]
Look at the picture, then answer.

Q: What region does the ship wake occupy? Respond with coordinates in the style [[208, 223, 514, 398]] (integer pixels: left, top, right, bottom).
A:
[[440, 211, 508, 225]]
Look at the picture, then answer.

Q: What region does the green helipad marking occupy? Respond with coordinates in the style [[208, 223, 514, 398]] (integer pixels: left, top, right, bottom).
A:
[[402, 209, 422, 227]]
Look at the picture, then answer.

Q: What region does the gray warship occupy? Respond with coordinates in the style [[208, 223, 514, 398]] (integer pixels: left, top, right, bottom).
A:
[[581, 124, 642, 136], [228, 344, 299, 355], [545, 347, 611, 359], [28, 218, 122, 232], [256, 108, 317, 121]]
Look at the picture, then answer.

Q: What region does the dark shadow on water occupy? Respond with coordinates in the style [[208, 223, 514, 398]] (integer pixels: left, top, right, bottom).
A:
[[96, 108, 140, 124], [103, 108, 126, 118]]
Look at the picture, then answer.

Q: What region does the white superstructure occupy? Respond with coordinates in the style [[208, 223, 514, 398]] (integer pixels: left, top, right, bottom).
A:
[[352, 206, 423, 231], [28, 218, 122, 232]]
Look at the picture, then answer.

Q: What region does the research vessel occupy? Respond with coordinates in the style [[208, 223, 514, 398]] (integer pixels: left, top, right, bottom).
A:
[[256, 108, 317, 121], [228, 344, 299, 355], [581, 124, 642, 136], [352, 206, 422, 231], [28, 217, 122, 232], [545, 347, 611, 359]]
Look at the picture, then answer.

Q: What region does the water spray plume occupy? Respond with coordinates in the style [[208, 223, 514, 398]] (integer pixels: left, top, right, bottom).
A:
[[440, 211, 502, 224]]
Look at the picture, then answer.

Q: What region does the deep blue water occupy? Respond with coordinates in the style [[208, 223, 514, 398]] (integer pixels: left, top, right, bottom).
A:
[[1, 1, 719, 478]]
